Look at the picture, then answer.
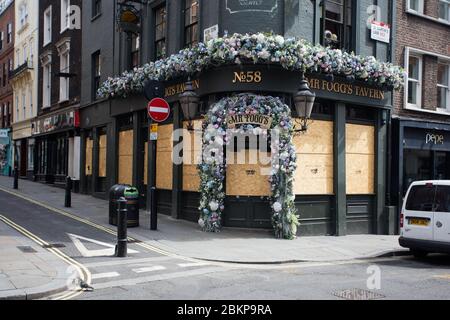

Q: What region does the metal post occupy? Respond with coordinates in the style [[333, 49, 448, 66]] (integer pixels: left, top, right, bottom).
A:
[[150, 186, 157, 230], [65, 176, 72, 208], [13, 167, 18, 190], [115, 197, 128, 258]]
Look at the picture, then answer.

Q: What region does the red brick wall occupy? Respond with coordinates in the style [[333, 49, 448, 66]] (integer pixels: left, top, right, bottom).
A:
[[394, 0, 450, 121], [0, 2, 14, 128]]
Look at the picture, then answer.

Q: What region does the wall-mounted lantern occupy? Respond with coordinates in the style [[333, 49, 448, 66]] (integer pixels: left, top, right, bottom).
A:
[[179, 79, 200, 131], [294, 74, 316, 133]]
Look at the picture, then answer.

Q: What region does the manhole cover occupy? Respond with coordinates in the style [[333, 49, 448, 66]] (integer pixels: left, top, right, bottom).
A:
[[43, 244, 66, 249], [17, 246, 37, 253], [332, 288, 385, 300]]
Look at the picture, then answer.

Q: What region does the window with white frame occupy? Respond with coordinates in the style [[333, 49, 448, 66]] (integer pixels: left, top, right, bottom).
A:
[[408, 0, 424, 14], [15, 95, 19, 121], [0, 32, 3, 51], [61, 0, 70, 32], [29, 87, 33, 117], [29, 40, 34, 67], [22, 92, 25, 120], [15, 49, 20, 67], [59, 50, 69, 101], [437, 62, 450, 110], [407, 54, 422, 107], [19, 3, 28, 29], [439, 0, 450, 21], [22, 44, 27, 64], [43, 7, 52, 45], [42, 59, 51, 108]]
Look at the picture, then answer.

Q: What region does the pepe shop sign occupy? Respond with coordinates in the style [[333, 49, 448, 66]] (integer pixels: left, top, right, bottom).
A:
[[226, 0, 278, 14]]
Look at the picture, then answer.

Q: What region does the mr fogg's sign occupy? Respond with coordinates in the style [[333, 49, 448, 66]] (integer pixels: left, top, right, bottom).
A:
[[226, 0, 278, 14], [227, 114, 273, 130]]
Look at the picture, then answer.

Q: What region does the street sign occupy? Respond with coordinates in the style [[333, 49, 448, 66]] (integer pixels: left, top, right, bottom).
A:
[[150, 124, 158, 141], [148, 98, 170, 123]]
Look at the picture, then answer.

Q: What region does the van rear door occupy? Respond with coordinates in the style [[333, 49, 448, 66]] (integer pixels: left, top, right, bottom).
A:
[[433, 185, 450, 243], [403, 184, 435, 241]]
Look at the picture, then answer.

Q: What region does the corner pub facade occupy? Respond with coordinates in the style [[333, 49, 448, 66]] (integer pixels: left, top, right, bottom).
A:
[[80, 0, 399, 237]]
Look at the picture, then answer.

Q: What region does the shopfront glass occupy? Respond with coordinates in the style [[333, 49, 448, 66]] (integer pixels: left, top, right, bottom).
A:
[[403, 149, 433, 194]]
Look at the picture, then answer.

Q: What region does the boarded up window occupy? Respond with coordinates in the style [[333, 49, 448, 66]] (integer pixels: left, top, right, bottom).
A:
[[182, 121, 202, 192], [85, 137, 93, 176], [293, 120, 334, 195], [346, 124, 375, 195], [156, 124, 173, 190], [118, 130, 133, 185], [98, 134, 107, 178], [226, 150, 272, 197]]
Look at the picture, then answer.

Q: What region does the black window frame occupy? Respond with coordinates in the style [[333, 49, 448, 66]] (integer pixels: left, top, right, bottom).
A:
[[320, 0, 354, 51], [92, 0, 102, 19], [154, 4, 167, 61], [92, 50, 101, 101], [183, 0, 199, 48]]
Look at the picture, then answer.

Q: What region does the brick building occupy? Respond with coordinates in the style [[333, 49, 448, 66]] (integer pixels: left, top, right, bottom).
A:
[[34, 0, 82, 188], [0, 0, 14, 176], [390, 0, 450, 220]]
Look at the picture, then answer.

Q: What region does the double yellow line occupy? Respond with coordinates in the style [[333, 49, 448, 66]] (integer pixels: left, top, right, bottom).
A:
[[0, 214, 91, 301]]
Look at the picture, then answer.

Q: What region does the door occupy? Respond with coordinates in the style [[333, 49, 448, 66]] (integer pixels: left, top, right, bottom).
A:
[[403, 183, 435, 241], [433, 185, 450, 243], [19, 141, 27, 177]]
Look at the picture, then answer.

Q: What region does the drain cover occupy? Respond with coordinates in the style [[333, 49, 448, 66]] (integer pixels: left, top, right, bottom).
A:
[[43, 243, 66, 249], [17, 246, 37, 253], [333, 288, 385, 300]]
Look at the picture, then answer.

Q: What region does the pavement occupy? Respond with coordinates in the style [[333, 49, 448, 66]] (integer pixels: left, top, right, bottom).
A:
[[0, 219, 70, 300], [0, 176, 408, 266]]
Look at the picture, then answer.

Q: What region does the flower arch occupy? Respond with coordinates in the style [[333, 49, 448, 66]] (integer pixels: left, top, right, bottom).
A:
[[198, 94, 299, 240]]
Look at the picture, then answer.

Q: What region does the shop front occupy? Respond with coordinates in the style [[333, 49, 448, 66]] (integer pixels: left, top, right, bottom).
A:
[[0, 129, 12, 176], [12, 121, 34, 179], [391, 119, 450, 230], [32, 109, 81, 190]]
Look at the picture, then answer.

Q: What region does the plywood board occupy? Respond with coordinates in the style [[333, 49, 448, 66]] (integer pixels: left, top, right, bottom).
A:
[[118, 130, 133, 185], [85, 138, 93, 176], [182, 120, 203, 165], [156, 124, 173, 190], [183, 164, 200, 192], [293, 120, 334, 195], [226, 150, 271, 196], [98, 135, 107, 178], [346, 124, 375, 195]]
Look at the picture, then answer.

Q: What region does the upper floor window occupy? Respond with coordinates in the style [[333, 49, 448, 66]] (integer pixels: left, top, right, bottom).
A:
[[43, 7, 52, 46], [408, 0, 424, 14], [320, 0, 353, 51], [92, 0, 102, 18], [407, 54, 422, 107], [155, 5, 166, 60], [131, 35, 140, 69], [184, 0, 199, 47], [439, 0, 450, 21], [7, 23, 12, 43], [61, 0, 70, 32], [438, 62, 450, 111], [92, 51, 101, 100], [0, 32, 3, 51], [19, 3, 28, 29]]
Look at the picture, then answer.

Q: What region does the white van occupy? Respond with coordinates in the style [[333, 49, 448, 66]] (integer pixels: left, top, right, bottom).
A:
[[399, 180, 450, 257]]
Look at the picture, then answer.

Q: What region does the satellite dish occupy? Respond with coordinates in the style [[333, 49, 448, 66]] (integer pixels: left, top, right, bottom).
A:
[[144, 80, 165, 101]]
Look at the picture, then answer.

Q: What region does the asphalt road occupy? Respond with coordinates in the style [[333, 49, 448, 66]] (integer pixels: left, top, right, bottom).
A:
[[1, 190, 449, 300]]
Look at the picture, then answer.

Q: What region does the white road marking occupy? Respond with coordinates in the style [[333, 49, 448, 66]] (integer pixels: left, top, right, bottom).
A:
[[93, 267, 227, 290], [92, 272, 120, 280], [68, 233, 138, 257], [178, 262, 210, 268], [84, 256, 174, 268], [132, 266, 166, 274]]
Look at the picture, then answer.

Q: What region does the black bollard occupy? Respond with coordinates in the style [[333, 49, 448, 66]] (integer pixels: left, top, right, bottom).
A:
[[115, 197, 128, 258], [65, 176, 72, 208], [13, 167, 18, 190], [150, 187, 157, 231]]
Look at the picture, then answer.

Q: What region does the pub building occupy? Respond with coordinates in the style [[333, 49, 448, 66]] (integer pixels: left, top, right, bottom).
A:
[[79, 0, 399, 236]]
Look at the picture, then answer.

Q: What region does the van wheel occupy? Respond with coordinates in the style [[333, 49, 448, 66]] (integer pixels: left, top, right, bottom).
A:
[[411, 249, 428, 258]]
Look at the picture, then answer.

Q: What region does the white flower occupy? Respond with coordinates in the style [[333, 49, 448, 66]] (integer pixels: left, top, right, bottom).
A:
[[273, 202, 283, 213], [275, 35, 285, 46], [198, 219, 205, 228], [209, 201, 219, 212]]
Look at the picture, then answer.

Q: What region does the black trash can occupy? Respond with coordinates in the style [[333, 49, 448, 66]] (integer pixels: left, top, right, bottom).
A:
[[109, 184, 140, 228]]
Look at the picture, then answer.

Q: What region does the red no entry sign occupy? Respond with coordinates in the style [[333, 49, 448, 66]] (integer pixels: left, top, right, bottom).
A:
[[148, 98, 170, 123]]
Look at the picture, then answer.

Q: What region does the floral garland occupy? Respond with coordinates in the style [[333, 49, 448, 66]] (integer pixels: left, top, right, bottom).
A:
[[97, 33, 404, 99], [198, 94, 299, 240]]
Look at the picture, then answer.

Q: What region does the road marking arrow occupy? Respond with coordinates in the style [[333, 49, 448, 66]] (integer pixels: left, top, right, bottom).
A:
[[68, 233, 139, 257]]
